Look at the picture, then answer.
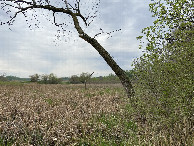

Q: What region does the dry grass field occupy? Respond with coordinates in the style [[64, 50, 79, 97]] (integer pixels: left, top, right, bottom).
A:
[[0, 83, 193, 145], [0, 83, 131, 145]]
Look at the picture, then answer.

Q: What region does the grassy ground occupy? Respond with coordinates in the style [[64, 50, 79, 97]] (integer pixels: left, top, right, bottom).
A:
[[0, 83, 193, 145]]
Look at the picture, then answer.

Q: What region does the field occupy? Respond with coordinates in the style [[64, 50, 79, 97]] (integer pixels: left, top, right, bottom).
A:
[[0, 83, 193, 145], [0, 83, 129, 145]]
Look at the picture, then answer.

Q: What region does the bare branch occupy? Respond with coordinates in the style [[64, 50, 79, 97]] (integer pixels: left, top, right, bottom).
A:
[[53, 12, 64, 28], [32, 0, 36, 5], [1, 0, 100, 28], [64, 0, 69, 10], [68, 3, 75, 10], [5, 0, 33, 5], [6, 9, 23, 25], [76, 0, 80, 12], [94, 28, 122, 39]]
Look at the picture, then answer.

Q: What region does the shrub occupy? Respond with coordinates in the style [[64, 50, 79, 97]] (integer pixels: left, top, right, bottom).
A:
[[132, 21, 193, 146], [30, 73, 62, 84], [29, 74, 40, 82], [69, 75, 81, 84]]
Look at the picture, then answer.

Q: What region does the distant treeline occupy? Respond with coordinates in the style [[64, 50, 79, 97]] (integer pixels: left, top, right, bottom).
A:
[[0, 74, 30, 82], [69, 71, 133, 84], [0, 70, 133, 84]]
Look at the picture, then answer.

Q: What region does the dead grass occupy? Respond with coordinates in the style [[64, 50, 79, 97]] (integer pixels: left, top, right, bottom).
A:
[[0, 84, 126, 145], [0, 83, 193, 145]]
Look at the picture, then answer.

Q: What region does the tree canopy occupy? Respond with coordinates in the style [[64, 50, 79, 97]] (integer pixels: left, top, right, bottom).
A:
[[137, 0, 193, 50]]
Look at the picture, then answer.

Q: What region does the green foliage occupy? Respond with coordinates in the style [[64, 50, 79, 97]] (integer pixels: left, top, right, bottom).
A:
[[79, 72, 91, 83], [41, 74, 49, 83], [90, 73, 120, 84], [80, 112, 138, 146], [65, 71, 133, 84], [0, 74, 30, 82], [0, 136, 15, 146], [139, 0, 193, 50], [0, 73, 26, 85], [5, 76, 30, 82], [125, 70, 134, 79], [69, 75, 81, 84], [69, 72, 93, 84], [47, 73, 62, 84], [29, 74, 40, 82], [132, 0, 193, 144]]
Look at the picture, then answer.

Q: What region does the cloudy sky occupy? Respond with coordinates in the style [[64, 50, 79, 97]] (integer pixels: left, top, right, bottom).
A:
[[0, 0, 154, 78]]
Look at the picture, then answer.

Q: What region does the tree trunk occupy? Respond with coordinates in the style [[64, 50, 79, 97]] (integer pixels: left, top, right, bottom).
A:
[[80, 33, 134, 98], [84, 72, 94, 90], [71, 14, 134, 98]]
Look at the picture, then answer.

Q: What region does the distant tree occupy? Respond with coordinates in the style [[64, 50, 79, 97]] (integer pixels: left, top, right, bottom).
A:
[[48, 73, 62, 84], [0, 0, 134, 98], [0, 73, 7, 82], [41, 74, 49, 84], [5, 76, 18, 81], [88, 73, 121, 84], [106, 73, 119, 81], [4, 76, 30, 82], [79, 72, 91, 84], [30, 74, 39, 82], [69, 75, 80, 84], [80, 72, 94, 89], [37, 73, 61, 84]]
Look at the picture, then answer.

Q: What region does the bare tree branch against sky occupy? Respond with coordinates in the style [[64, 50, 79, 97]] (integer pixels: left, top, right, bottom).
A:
[[0, 0, 153, 78]]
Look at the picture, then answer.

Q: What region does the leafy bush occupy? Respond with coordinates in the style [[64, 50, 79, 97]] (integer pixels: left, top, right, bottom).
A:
[[132, 0, 193, 144], [69, 72, 93, 84], [69, 75, 81, 84], [29, 74, 40, 82], [30, 73, 62, 84], [47, 73, 62, 84]]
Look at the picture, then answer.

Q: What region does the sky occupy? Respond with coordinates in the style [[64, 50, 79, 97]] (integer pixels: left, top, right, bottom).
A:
[[0, 0, 154, 78]]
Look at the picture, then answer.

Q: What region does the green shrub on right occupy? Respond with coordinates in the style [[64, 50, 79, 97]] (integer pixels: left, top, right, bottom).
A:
[[131, 0, 193, 144]]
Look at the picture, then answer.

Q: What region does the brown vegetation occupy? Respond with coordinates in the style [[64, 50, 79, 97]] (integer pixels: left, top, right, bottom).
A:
[[0, 83, 193, 145], [0, 84, 126, 145]]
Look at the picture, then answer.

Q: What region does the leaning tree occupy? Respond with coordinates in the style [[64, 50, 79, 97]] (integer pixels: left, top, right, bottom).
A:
[[0, 0, 134, 98]]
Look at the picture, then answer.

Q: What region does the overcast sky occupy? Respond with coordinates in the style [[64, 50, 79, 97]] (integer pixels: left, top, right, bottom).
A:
[[0, 0, 154, 78]]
